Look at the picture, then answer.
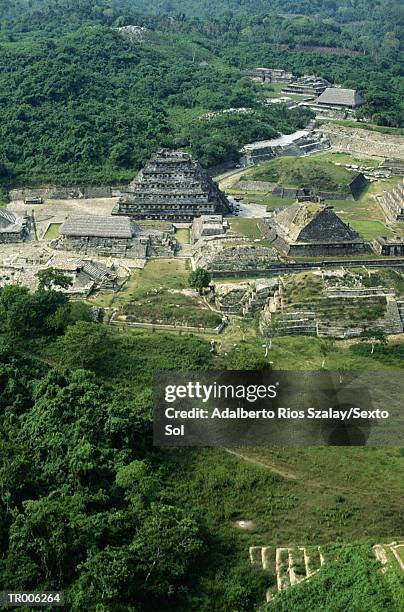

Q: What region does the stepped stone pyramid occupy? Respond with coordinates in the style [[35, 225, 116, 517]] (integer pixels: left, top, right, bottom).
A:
[[265, 201, 367, 256], [112, 149, 230, 222], [378, 179, 404, 222]]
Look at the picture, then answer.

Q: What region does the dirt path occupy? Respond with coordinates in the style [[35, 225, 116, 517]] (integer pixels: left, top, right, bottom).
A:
[[224, 448, 298, 480], [216, 167, 250, 191], [224, 448, 403, 503]]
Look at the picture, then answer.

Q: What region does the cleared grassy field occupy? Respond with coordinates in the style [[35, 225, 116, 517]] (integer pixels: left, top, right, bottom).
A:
[[344, 219, 393, 240], [91, 259, 221, 328], [314, 151, 381, 167], [241, 156, 357, 195], [175, 227, 190, 244], [43, 222, 61, 239], [320, 118, 404, 136], [228, 187, 295, 210]]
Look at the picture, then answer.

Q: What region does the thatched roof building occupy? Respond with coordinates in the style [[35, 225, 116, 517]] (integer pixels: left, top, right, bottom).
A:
[[60, 215, 136, 239], [316, 88, 365, 109]]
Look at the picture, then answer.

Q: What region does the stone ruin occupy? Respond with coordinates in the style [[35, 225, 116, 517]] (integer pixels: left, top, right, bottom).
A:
[[57, 215, 177, 259], [282, 75, 330, 96], [193, 236, 279, 273], [319, 124, 404, 160], [191, 214, 229, 244], [213, 278, 278, 315], [259, 270, 404, 339], [243, 67, 294, 84], [9, 185, 123, 201], [372, 235, 404, 256], [263, 201, 368, 257], [379, 159, 404, 176], [251, 540, 404, 605], [0, 210, 32, 243], [377, 179, 404, 222], [0, 251, 120, 297], [250, 544, 326, 603], [303, 88, 365, 119], [112, 148, 231, 221], [240, 130, 330, 166]]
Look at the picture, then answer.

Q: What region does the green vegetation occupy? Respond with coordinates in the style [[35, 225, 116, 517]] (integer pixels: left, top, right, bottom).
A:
[[0, 16, 311, 186], [0, 2, 403, 609], [36, 267, 73, 290], [281, 271, 387, 323], [314, 151, 381, 168], [267, 544, 403, 611], [229, 217, 263, 240], [321, 119, 404, 136], [93, 260, 220, 328], [43, 222, 61, 240], [0, 0, 401, 189], [174, 228, 190, 244], [242, 156, 358, 195], [188, 267, 211, 295], [343, 219, 393, 241], [1, 277, 404, 609]]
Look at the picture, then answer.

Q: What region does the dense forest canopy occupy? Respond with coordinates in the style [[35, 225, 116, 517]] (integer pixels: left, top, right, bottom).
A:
[[0, 0, 402, 184], [1, 0, 403, 25]]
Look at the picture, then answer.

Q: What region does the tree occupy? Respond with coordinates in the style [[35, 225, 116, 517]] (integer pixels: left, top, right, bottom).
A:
[[57, 321, 109, 369], [359, 328, 387, 354], [188, 268, 211, 294], [36, 267, 73, 291]]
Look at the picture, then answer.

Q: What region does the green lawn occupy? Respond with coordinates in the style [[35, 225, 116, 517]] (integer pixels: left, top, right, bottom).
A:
[[240, 156, 358, 195], [342, 219, 393, 240], [230, 217, 263, 239], [314, 151, 381, 167], [91, 259, 221, 328], [227, 188, 295, 210], [175, 227, 190, 244], [43, 223, 61, 240]]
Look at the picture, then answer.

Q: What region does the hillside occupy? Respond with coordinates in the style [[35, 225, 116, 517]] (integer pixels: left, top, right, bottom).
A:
[[0, 2, 401, 191], [241, 157, 359, 195], [0, 24, 311, 187]]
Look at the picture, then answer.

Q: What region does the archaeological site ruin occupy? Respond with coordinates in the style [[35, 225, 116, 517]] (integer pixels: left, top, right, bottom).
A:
[[264, 201, 367, 256], [112, 149, 231, 221], [0, 210, 32, 243]]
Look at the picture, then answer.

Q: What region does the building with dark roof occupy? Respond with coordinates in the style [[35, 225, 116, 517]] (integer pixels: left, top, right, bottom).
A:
[[316, 88, 365, 109], [113, 149, 231, 222], [61, 215, 135, 239], [59, 215, 147, 258], [58, 215, 177, 259], [264, 201, 367, 256], [303, 87, 365, 119]]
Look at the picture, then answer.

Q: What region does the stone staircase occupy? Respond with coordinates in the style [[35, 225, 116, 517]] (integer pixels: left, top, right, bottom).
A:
[[251, 541, 404, 605], [382, 297, 403, 334], [377, 179, 404, 222], [396, 299, 404, 330], [250, 545, 325, 603], [261, 311, 317, 336]]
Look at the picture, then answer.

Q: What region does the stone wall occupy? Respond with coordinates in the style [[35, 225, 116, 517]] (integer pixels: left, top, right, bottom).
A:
[[319, 124, 404, 160], [58, 235, 148, 258], [9, 185, 126, 201], [235, 180, 276, 192]]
